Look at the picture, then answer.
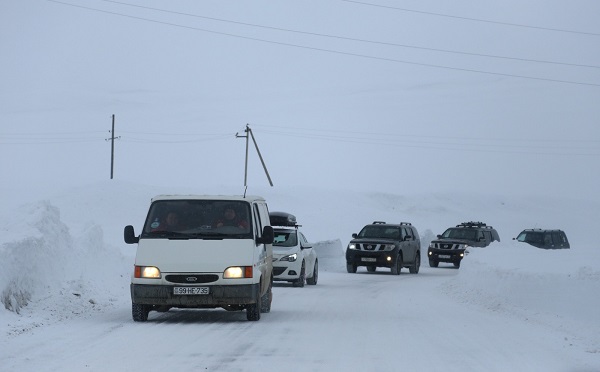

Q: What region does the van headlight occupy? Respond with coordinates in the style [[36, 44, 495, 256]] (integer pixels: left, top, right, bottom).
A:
[[224, 266, 253, 278], [280, 253, 298, 262], [134, 266, 161, 279]]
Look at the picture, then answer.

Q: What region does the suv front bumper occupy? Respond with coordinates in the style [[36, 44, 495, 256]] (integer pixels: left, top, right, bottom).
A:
[[427, 248, 465, 263], [346, 249, 397, 268]]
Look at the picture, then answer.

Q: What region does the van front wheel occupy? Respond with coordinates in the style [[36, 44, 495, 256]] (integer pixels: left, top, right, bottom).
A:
[[247, 290, 262, 321], [132, 303, 150, 322]]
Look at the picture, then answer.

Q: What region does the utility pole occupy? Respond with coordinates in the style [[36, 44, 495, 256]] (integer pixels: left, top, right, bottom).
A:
[[106, 114, 120, 179], [236, 124, 273, 189]]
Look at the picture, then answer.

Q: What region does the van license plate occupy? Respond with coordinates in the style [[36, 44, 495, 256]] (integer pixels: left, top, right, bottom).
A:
[[173, 287, 209, 295], [361, 257, 377, 262], [439, 255, 451, 259]]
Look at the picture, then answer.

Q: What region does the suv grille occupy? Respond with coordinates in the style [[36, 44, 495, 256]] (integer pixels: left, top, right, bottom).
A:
[[357, 243, 387, 251]]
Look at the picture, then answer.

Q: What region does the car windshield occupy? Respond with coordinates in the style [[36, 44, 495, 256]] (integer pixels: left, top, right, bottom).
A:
[[358, 226, 400, 239], [441, 228, 478, 241], [273, 230, 298, 247], [141, 199, 252, 239]]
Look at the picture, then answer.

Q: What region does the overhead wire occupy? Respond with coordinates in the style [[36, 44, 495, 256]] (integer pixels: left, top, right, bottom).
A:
[[46, 0, 600, 88], [342, 0, 600, 37], [96, 0, 600, 70]]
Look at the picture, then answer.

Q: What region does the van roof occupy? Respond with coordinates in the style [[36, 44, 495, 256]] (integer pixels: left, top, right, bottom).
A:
[[151, 194, 266, 203]]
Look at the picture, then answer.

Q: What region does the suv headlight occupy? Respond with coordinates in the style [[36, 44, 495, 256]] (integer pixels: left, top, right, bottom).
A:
[[348, 244, 358, 250], [280, 253, 298, 262], [383, 244, 395, 251], [429, 243, 436, 248]]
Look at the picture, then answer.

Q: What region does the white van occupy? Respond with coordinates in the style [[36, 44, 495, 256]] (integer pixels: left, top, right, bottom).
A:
[[124, 195, 274, 321]]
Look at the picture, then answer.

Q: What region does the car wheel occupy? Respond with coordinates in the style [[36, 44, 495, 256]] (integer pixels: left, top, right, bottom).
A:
[[247, 288, 262, 321], [429, 258, 439, 268], [260, 278, 273, 313], [307, 259, 318, 285], [132, 303, 150, 322], [366, 265, 376, 272], [346, 263, 357, 273], [391, 255, 402, 275], [293, 261, 306, 287], [409, 253, 420, 274]]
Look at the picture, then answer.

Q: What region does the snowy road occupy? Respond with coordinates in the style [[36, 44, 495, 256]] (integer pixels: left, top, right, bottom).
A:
[[3, 265, 596, 372]]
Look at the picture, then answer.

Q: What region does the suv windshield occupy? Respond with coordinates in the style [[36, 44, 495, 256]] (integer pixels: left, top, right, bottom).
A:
[[358, 226, 401, 239], [142, 200, 252, 238], [441, 228, 478, 241]]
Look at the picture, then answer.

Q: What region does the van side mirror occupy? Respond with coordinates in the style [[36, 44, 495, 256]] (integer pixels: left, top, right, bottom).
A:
[[258, 226, 274, 244], [124, 225, 139, 244]]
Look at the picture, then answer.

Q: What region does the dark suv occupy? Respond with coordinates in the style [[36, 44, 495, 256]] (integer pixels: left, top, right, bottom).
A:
[[514, 229, 570, 249], [428, 221, 500, 268], [346, 221, 421, 275]]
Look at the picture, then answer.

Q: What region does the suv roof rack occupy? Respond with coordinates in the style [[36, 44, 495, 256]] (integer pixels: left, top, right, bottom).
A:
[[456, 221, 491, 228], [372, 221, 386, 224], [400, 222, 412, 226]]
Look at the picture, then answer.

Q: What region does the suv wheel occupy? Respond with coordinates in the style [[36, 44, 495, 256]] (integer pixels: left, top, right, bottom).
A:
[[366, 265, 376, 272], [346, 263, 357, 273], [429, 258, 439, 268], [391, 255, 402, 275], [453, 261, 461, 268], [293, 261, 306, 287], [409, 253, 420, 274], [132, 303, 150, 322]]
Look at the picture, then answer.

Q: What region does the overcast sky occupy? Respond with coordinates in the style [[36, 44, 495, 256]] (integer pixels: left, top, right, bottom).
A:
[[2, 0, 599, 200]]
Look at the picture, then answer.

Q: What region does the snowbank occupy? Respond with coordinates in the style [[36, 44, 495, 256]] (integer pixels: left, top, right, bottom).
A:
[[0, 201, 130, 335]]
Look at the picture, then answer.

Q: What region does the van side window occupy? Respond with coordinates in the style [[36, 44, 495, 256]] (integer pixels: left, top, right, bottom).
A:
[[253, 204, 262, 238]]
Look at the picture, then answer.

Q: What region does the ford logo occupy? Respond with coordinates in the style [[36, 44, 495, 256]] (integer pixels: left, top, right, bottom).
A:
[[186, 277, 198, 282]]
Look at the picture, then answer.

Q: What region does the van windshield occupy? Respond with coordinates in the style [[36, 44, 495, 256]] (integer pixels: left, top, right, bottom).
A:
[[141, 200, 252, 239]]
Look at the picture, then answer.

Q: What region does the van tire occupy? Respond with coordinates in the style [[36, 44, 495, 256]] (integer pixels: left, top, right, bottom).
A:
[[246, 290, 262, 321], [132, 303, 150, 322], [260, 279, 272, 313]]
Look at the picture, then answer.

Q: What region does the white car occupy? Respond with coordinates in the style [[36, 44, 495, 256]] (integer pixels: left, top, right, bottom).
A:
[[270, 212, 318, 287]]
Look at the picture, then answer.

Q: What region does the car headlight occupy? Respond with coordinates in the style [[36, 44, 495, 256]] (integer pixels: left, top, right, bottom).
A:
[[348, 244, 357, 250], [384, 244, 395, 251], [224, 266, 253, 278], [429, 243, 436, 248], [134, 265, 161, 279], [280, 253, 298, 262]]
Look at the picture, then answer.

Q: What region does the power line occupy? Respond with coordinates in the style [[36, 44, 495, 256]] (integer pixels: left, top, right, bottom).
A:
[[97, 0, 600, 70], [46, 0, 600, 88], [342, 0, 600, 37]]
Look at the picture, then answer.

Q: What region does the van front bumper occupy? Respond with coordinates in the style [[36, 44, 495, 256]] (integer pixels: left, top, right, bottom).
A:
[[131, 283, 259, 307]]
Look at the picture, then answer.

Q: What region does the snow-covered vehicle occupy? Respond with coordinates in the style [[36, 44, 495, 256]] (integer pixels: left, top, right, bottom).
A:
[[270, 212, 318, 287], [124, 195, 274, 322], [428, 221, 499, 268]]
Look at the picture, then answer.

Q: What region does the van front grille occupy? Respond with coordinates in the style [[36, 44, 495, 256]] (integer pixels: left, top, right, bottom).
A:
[[165, 274, 219, 284]]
